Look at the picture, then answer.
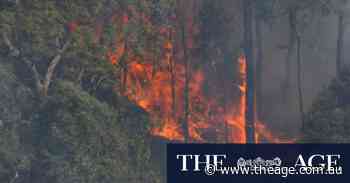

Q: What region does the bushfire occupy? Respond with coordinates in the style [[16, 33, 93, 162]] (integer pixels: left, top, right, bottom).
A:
[[109, 46, 286, 143], [102, 8, 289, 143]]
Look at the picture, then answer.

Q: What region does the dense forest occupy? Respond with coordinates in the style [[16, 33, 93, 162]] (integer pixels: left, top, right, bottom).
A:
[[1, 0, 350, 182]]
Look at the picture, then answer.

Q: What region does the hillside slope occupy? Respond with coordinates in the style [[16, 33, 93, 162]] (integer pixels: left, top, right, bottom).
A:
[[0, 62, 160, 183]]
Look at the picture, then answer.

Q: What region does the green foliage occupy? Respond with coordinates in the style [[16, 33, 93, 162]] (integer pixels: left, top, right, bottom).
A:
[[0, 0, 173, 95], [30, 81, 159, 183], [303, 69, 350, 143], [0, 62, 34, 183], [0, 59, 160, 182]]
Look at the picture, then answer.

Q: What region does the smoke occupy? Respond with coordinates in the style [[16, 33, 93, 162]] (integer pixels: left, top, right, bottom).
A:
[[258, 2, 350, 138], [199, 0, 350, 139]]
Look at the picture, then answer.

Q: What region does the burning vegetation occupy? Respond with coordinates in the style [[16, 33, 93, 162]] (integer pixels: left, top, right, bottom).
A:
[[108, 43, 285, 143], [101, 2, 290, 143]]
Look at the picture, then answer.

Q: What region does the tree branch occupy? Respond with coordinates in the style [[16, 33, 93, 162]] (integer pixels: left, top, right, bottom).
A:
[[22, 57, 43, 92], [41, 39, 71, 96], [2, 30, 45, 95], [2, 30, 71, 97], [2, 32, 20, 57]]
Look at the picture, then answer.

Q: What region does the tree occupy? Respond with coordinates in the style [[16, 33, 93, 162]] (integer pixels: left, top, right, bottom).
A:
[[296, 29, 305, 130], [335, 0, 348, 77], [243, 0, 256, 143], [1, 0, 152, 98], [254, 0, 273, 120], [178, 0, 191, 142], [336, 11, 345, 77], [0, 1, 104, 97], [282, 7, 297, 103], [1, 0, 72, 97]]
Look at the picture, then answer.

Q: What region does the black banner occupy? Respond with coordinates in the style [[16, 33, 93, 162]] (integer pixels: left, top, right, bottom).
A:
[[167, 144, 348, 183]]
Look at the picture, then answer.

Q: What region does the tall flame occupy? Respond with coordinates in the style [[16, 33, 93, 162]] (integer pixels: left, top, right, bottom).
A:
[[226, 54, 247, 143]]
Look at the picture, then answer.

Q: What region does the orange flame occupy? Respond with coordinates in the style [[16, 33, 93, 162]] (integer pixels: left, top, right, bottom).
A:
[[108, 41, 125, 65], [118, 51, 248, 143], [103, 7, 289, 143], [108, 41, 289, 143]]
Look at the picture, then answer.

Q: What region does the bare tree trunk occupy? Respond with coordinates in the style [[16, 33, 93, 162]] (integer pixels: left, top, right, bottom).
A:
[[243, 0, 256, 143], [2, 32, 19, 57], [296, 34, 305, 131], [22, 57, 43, 94], [181, 19, 191, 143], [282, 8, 297, 104], [170, 45, 177, 120], [170, 61, 176, 121], [336, 11, 345, 78], [255, 15, 263, 119], [41, 40, 71, 97]]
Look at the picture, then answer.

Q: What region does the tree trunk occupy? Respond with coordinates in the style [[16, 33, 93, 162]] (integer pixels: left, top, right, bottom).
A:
[[181, 20, 191, 143], [243, 0, 256, 143], [121, 42, 129, 94], [170, 46, 177, 120], [255, 15, 263, 120], [296, 34, 305, 131], [2, 32, 19, 57], [336, 12, 345, 78], [41, 40, 70, 97], [152, 40, 159, 78], [282, 8, 297, 103], [77, 67, 85, 87]]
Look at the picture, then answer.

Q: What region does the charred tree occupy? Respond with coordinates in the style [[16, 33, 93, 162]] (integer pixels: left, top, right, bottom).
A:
[[336, 11, 345, 78], [243, 0, 256, 143]]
